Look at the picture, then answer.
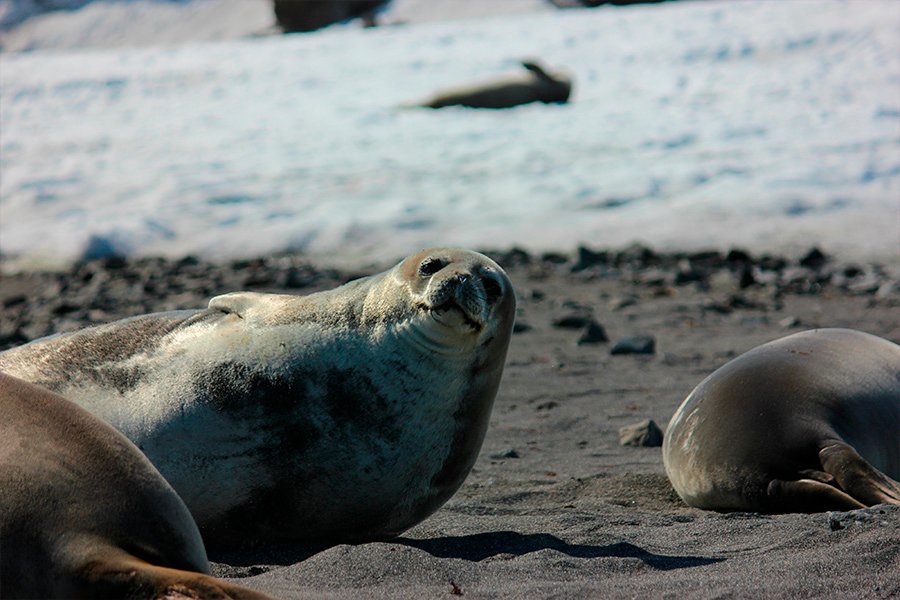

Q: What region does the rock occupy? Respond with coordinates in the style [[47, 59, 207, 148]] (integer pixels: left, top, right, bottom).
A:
[[552, 313, 593, 329], [875, 280, 900, 301], [283, 267, 318, 289], [489, 448, 521, 460], [619, 419, 663, 447], [611, 335, 655, 355], [577, 320, 608, 345], [615, 244, 659, 269], [799, 247, 828, 269], [3, 295, 26, 308], [513, 320, 533, 334], [779, 316, 802, 328], [724, 248, 753, 266], [674, 265, 706, 286], [738, 265, 756, 289], [609, 295, 638, 310], [571, 246, 609, 272]]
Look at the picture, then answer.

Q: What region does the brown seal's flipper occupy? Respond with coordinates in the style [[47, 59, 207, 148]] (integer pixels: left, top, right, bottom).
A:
[[764, 442, 900, 512], [819, 441, 900, 506], [72, 548, 272, 599], [766, 478, 866, 513]]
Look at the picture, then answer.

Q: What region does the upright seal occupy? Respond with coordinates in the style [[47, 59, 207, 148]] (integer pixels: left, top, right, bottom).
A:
[[0, 373, 270, 599], [663, 328, 900, 512], [0, 248, 516, 548], [418, 60, 572, 109]]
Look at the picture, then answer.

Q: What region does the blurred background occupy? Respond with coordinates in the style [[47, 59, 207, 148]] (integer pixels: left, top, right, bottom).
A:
[[1, 0, 898, 268]]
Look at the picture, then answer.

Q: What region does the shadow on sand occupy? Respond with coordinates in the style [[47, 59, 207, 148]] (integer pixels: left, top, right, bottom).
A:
[[211, 530, 722, 573], [401, 531, 722, 570]]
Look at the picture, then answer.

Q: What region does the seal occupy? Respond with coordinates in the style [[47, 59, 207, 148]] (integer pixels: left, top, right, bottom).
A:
[[419, 60, 572, 109], [663, 328, 900, 513], [0, 372, 270, 599], [0, 247, 516, 548]]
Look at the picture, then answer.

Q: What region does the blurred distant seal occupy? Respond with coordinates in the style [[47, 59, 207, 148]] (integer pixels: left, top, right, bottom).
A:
[[0, 373, 269, 599], [663, 328, 900, 513], [419, 60, 572, 109], [0, 248, 516, 548]]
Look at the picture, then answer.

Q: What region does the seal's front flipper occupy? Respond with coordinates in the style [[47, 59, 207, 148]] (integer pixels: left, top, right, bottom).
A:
[[766, 478, 866, 512], [209, 292, 270, 317], [209, 291, 306, 325], [819, 441, 900, 506]]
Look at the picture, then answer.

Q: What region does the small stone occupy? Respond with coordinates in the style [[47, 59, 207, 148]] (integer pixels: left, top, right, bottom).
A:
[[571, 246, 609, 272], [611, 335, 655, 355], [842, 264, 863, 278], [540, 252, 569, 264], [489, 448, 520, 460], [552, 313, 593, 329], [102, 255, 128, 269], [828, 515, 844, 531], [799, 247, 828, 269], [875, 280, 900, 301], [609, 295, 638, 310], [619, 419, 663, 447], [779, 316, 801, 328], [283, 268, 317, 289], [674, 267, 706, 286], [3, 294, 26, 308], [577, 320, 608, 345], [725, 248, 753, 265], [513, 320, 533, 334], [738, 265, 756, 289]]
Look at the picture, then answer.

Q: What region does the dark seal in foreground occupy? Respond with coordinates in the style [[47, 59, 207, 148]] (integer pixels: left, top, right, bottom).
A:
[[418, 60, 572, 109], [0, 248, 516, 548], [663, 328, 900, 512], [0, 373, 270, 600]]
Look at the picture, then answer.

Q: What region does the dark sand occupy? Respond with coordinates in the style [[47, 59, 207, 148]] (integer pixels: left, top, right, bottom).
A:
[[2, 245, 898, 599]]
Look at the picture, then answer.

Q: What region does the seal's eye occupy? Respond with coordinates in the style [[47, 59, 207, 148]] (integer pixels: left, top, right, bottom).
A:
[[482, 277, 502, 304], [418, 257, 447, 277]]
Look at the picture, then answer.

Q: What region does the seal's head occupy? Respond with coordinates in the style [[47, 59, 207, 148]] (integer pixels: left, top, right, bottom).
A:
[[386, 248, 516, 355]]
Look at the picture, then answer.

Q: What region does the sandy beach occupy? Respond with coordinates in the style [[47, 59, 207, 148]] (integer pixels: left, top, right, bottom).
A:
[[2, 245, 898, 598]]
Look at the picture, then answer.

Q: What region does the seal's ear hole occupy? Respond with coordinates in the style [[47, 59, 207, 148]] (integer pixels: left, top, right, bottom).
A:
[[482, 277, 502, 304], [419, 257, 447, 277]]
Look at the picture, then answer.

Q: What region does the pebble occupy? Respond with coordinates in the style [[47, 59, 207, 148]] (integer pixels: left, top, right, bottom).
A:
[[611, 336, 656, 355], [619, 419, 664, 447], [576, 320, 608, 345]]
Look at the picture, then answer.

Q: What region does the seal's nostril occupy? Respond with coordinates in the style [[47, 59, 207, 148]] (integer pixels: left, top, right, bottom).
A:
[[482, 277, 502, 304], [419, 257, 447, 277]]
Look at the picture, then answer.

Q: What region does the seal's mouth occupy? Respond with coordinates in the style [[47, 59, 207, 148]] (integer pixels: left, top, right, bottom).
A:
[[422, 300, 485, 332]]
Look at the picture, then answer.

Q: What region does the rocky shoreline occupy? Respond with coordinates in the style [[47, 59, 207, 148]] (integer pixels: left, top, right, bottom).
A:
[[3, 244, 897, 352]]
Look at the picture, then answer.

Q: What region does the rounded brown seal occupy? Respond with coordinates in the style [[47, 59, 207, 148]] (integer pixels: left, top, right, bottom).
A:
[[663, 328, 900, 512], [0, 373, 270, 599]]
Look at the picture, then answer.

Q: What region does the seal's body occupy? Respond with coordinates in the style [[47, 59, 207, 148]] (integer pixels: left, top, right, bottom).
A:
[[0, 248, 516, 547], [0, 373, 269, 599], [420, 60, 572, 109], [663, 328, 900, 512]]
